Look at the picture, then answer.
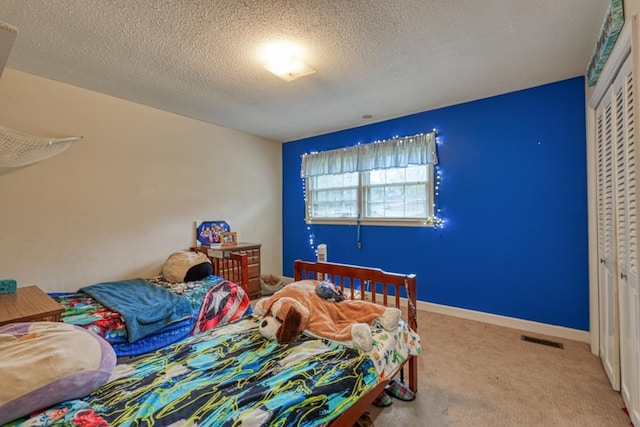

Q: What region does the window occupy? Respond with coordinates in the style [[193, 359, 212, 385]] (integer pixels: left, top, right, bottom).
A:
[[307, 172, 359, 218], [302, 132, 438, 226]]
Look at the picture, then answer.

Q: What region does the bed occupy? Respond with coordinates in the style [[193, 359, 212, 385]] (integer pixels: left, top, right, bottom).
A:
[[50, 251, 252, 357], [293, 259, 420, 426], [6, 260, 420, 427]]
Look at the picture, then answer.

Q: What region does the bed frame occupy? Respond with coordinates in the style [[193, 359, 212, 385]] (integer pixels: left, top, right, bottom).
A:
[[293, 259, 418, 426], [191, 247, 250, 294], [11, 259, 418, 426]]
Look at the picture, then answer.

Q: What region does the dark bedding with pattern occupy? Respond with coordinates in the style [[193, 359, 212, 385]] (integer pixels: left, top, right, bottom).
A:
[[51, 275, 252, 356], [7, 317, 378, 427]]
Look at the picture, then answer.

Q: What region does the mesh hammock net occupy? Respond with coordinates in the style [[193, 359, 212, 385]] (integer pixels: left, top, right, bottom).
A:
[[0, 125, 81, 167]]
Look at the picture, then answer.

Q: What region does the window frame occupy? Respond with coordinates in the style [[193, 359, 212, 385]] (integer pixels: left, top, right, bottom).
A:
[[304, 163, 436, 227], [301, 131, 438, 227]]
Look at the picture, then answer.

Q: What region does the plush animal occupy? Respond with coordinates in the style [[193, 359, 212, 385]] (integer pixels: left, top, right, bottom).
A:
[[162, 250, 212, 283], [254, 280, 401, 351], [315, 281, 345, 302]]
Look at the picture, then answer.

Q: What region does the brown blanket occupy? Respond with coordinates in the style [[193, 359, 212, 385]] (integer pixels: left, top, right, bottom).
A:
[[256, 280, 399, 344]]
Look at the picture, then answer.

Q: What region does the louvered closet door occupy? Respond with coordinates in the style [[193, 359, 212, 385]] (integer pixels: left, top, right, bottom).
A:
[[596, 81, 620, 392], [615, 54, 640, 427]]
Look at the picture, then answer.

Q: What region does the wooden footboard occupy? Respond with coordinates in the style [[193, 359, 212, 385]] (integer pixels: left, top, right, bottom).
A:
[[190, 247, 250, 296], [293, 259, 418, 392], [294, 260, 419, 426]]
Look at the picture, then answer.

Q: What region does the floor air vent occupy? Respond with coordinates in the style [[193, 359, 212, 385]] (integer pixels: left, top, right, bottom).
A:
[[521, 335, 564, 349]]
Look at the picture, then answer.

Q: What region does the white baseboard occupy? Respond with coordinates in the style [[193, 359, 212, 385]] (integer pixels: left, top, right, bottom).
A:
[[418, 300, 590, 343], [282, 279, 589, 343]]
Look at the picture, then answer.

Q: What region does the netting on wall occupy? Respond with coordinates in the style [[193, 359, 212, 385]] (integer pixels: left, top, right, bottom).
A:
[[0, 125, 81, 167]]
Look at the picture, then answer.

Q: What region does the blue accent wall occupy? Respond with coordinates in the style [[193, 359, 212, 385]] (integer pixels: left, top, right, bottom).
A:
[[282, 77, 588, 331]]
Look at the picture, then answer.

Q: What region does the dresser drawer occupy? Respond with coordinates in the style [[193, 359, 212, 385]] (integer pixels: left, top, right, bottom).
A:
[[248, 278, 261, 297], [237, 248, 260, 264], [247, 263, 259, 277]]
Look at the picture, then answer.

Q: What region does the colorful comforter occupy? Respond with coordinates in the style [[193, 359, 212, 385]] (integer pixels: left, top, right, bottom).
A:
[[7, 317, 378, 427], [78, 279, 193, 343], [368, 319, 422, 379], [52, 275, 252, 356]]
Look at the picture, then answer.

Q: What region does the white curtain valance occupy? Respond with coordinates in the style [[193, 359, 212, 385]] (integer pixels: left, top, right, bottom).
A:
[[301, 131, 437, 178]]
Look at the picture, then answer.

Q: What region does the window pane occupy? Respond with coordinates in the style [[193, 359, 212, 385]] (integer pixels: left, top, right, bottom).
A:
[[368, 170, 385, 185], [368, 186, 384, 202], [405, 165, 426, 182], [314, 172, 358, 189], [363, 166, 430, 219], [307, 173, 358, 219]]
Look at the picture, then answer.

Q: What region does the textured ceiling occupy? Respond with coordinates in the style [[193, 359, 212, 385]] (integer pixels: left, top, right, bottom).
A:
[[0, 0, 608, 142]]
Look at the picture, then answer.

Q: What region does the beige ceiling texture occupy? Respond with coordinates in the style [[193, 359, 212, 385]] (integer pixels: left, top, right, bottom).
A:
[[0, 1, 608, 142]]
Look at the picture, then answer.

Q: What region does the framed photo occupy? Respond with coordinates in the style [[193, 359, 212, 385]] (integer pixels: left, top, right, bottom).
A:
[[197, 221, 230, 245], [220, 232, 238, 246]]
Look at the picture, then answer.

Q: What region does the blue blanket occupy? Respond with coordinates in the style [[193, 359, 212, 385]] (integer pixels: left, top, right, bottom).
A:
[[79, 279, 193, 342]]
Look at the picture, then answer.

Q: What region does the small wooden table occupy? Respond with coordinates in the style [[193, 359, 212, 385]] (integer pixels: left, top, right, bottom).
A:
[[0, 285, 64, 327]]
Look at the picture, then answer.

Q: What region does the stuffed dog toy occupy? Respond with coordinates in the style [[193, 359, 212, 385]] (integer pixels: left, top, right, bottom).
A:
[[254, 279, 401, 351]]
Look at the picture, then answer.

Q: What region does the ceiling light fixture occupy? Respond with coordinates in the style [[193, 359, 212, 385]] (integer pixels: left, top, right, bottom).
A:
[[264, 56, 315, 81], [262, 42, 315, 82]]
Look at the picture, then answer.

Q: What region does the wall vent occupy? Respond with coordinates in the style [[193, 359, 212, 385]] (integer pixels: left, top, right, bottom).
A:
[[521, 335, 564, 349]]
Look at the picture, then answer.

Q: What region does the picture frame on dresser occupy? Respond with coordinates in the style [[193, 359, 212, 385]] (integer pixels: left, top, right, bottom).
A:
[[220, 232, 237, 246], [196, 221, 230, 245]]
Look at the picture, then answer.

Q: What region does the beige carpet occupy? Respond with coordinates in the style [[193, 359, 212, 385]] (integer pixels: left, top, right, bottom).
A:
[[368, 310, 631, 427]]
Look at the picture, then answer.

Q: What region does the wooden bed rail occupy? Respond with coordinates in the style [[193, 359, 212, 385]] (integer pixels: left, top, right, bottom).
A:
[[213, 251, 249, 288], [293, 259, 418, 332], [190, 247, 250, 295]]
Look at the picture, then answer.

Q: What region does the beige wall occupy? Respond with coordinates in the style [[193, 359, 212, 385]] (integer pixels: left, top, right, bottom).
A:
[[0, 68, 282, 293]]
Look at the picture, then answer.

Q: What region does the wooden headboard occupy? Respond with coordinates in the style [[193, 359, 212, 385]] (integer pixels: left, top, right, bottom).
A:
[[293, 259, 417, 330]]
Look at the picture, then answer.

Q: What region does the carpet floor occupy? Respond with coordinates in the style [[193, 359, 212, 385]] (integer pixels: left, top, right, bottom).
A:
[[368, 310, 631, 427]]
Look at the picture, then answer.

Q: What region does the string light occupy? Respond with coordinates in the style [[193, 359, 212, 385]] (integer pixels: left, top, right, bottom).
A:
[[301, 129, 446, 237], [430, 131, 445, 229], [301, 165, 317, 255]]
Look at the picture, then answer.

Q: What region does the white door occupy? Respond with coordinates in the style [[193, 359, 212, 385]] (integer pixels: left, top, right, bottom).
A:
[[590, 19, 640, 425], [615, 52, 640, 427], [596, 82, 620, 391], [612, 57, 638, 412]]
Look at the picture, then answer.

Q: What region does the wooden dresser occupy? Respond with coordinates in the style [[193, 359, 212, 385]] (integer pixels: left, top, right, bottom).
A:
[[204, 242, 262, 300], [0, 285, 64, 326]]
